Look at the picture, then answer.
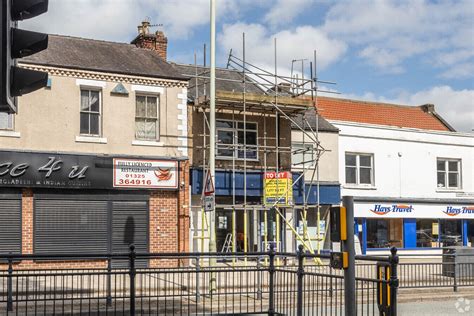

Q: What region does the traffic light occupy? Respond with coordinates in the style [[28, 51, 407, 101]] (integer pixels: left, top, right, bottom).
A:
[[330, 206, 347, 242], [1, 0, 49, 113]]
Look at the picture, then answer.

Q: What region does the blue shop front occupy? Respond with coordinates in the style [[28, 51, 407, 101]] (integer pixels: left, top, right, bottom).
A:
[[354, 199, 474, 254], [191, 169, 341, 253]]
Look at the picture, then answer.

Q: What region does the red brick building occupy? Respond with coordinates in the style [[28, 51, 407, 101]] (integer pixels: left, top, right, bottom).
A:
[[0, 24, 189, 268]]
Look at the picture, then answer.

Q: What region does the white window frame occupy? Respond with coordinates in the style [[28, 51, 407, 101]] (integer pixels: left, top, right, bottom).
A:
[[135, 94, 160, 141], [0, 112, 14, 131], [437, 158, 462, 190], [79, 88, 102, 137], [292, 142, 315, 168], [345, 152, 375, 187], [216, 119, 258, 161]]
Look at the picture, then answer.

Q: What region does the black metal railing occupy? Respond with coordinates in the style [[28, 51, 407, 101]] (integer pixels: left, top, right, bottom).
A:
[[0, 246, 398, 315]]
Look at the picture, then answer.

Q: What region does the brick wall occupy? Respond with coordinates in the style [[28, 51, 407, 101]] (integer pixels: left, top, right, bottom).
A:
[[1, 162, 190, 270]]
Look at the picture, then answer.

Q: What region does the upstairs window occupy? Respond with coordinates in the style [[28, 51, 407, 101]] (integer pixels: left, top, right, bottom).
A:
[[80, 89, 101, 136], [135, 95, 159, 140], [292, 142, 315, 168], [345, 153, 374, 186], [437, 158, 461, 189], [216, 120, 258, 160], [0, 112, 13, 130]]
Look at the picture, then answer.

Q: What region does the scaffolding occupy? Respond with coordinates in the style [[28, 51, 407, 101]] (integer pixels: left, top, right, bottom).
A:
[[186, 34, 337, 263]]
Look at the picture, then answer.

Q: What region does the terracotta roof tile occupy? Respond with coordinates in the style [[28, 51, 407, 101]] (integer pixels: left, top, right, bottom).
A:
[[316, 97, 452, 131]]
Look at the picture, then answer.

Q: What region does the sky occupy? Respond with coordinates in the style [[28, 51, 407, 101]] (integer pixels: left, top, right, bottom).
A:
[[21, 0, 474, 132]]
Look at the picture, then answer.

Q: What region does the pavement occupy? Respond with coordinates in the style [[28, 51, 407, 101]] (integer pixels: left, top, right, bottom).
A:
[[398, 299, 473, 315]]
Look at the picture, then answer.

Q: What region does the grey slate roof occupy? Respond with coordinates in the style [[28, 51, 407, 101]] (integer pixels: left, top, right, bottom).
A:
[[171, 63, 265, 100], [292, 108, 339, 133], [22, 35, 187, 81]]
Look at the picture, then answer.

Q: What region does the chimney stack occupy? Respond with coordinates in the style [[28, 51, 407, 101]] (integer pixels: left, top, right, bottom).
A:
[[131, 20, 168, 61]]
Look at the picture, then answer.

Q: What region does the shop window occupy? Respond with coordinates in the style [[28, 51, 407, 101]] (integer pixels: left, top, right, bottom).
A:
[[80, 89, 101, 136], [439, 219, 462, 247], [135, 95, 159, 140], [292, 142, 315, 168], [416, 219, 439, 248], [437, 158, 461, 189], [366, 218, 402, 249], [0, 112, 13, 130], [467, 220, 474, 247], [345, 153, 374, 186], [216, 120, 257, 160]]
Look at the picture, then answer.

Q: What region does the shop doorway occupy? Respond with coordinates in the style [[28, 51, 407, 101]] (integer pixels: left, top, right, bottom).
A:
[[216, 209, 255, 253]]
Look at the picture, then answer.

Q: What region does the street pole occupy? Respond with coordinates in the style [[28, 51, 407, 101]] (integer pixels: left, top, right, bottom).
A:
[[209, 0, 217, 268], [342, 196, 356, 316]]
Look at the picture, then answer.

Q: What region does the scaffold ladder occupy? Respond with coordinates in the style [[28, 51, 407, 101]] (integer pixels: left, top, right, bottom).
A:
[[221, 233, 233, 253]]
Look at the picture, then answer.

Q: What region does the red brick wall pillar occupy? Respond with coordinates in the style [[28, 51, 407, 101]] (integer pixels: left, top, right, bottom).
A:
[[22, 188, 34, 255]]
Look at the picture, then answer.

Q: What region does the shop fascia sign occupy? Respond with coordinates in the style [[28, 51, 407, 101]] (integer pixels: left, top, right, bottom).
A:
[[355, 202, 474, 219], [0, 151, 178, 190]]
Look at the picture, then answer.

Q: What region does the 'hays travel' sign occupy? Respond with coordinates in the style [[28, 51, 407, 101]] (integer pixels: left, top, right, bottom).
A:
[[443, 206, 474, 217], [370, 204, 414, 215], [356, 202, 474, 219]]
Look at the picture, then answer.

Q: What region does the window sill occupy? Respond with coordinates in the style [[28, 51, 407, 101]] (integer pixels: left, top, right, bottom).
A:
[[75, 135, 107, 144], [343, 185, 377, 190], [436, 189, 463, 193], [132, 140, 164, 147], [0, 130, 20, 138]]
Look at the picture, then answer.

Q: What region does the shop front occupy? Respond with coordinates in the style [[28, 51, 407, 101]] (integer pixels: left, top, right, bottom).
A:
[[0, 150, 187, 267], [354, 200, 474, 254], [190, 169, 341, 253]]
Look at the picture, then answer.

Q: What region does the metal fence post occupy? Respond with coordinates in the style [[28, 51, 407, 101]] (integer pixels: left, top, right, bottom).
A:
[[196, 256, 201, 302], [453, 252, 458, 292], [268, 243, 276, 316], [7, 255, 13, 312], [257, 257, 262, 300], [106, 255, 112, 306], [342, 196, 356, 316], [129, 244, 136, 316], [297, 245, 304, 316], [389, 247, 399, 316]]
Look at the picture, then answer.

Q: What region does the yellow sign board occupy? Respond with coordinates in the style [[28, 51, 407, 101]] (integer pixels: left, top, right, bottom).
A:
[[264, 172, 293, 206]]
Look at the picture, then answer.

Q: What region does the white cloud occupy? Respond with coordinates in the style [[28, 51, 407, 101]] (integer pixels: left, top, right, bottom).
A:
[[19, 0, 239, 42], [20, 0, 143, 42], [328, 86, 474, 133], [218, 22, 347, 77], [264, 0, 314, 27], [322, 0, 474, 77], [402, 86, 474, 133]]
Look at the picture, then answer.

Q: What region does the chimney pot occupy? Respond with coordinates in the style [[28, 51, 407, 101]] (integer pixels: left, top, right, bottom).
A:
[[131, 20, 168, 61]]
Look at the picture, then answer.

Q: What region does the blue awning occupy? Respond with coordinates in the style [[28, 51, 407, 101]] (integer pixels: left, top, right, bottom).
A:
[[191, 169, 340, 205]]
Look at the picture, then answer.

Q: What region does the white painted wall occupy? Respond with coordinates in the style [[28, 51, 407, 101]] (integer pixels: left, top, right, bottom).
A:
[[332, 121, 474, 200]]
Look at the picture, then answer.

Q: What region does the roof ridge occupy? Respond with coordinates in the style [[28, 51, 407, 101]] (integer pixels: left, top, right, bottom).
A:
[[171, 62, 243, 72], [48, 33, 135, 47], [318, 95, 419, 109]]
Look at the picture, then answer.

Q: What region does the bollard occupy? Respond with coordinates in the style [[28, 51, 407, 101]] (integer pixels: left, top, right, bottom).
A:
[[389, 247, 399, 316], [129, 244, 136, 316], [296, 245, 304, 316], [268, 243, 276, 316], [7, 255, 13, 312], [106, 256, 112, 306]]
